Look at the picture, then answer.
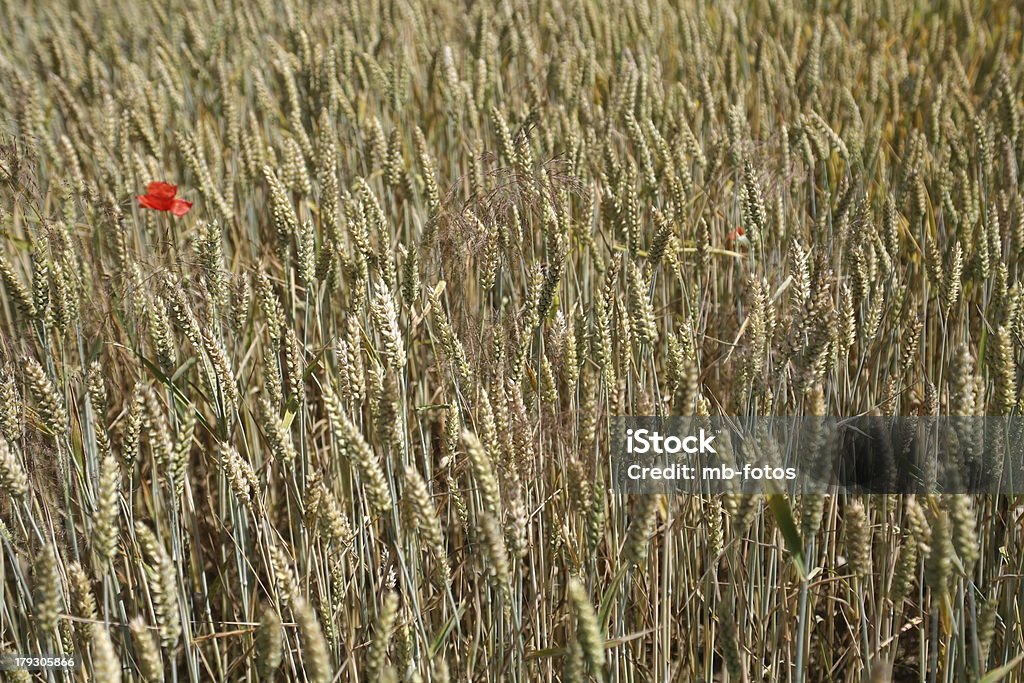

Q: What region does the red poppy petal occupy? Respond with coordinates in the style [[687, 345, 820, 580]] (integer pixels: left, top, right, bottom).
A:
[[138, 194, 174, 211], [146, 182, 177, 199], [170, 198, 193, 217]]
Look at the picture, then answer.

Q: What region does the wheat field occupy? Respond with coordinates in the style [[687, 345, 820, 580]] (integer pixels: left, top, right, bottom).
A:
[[1, 0, 1023, 681]]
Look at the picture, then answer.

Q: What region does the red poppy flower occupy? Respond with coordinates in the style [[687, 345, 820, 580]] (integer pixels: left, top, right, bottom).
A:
[[137, 182, 193, 217], [727, 225, 746, 241]]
